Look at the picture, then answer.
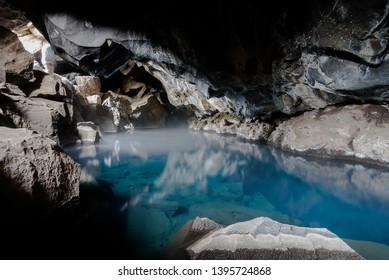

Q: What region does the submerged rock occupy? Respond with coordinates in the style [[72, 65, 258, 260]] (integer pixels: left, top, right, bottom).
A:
[[185, 216, 363, 260]]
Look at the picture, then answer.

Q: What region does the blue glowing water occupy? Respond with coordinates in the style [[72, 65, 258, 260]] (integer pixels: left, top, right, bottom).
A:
[[65, 128, 389, 259]]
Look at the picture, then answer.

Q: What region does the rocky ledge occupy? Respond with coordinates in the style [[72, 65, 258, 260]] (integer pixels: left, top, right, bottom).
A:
[[268, 104, 389, 167], [172, 216, 363, 260]]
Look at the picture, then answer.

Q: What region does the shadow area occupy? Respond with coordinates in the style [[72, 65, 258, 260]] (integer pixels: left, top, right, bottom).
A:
[[0, 178, 142, 260]]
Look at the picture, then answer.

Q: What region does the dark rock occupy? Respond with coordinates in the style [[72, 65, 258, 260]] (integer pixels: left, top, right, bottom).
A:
[[0, 25, 33, 85], [130, 94, 168, 128]]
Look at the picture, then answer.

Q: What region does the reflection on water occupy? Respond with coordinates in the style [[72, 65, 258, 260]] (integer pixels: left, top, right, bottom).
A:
[[65, 128, 389, 259]]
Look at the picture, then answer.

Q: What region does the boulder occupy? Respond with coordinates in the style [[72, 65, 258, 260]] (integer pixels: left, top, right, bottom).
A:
[[77, 121, 100, 144], [0, 26, 33, 85], [102, 91, 134, 131], [0, 127, 80, 213], [167, 217, 223, 259], [130, 94, 168, 128], [75, 75, 101, 96], [268, 104, 389, 167], [0, 87, 77, 146], [74, 94, 117, 133], [186, 216, 364, 260]]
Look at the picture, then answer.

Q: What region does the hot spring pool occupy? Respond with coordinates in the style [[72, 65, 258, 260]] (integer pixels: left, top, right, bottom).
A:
[[65, 128, 389, 259]]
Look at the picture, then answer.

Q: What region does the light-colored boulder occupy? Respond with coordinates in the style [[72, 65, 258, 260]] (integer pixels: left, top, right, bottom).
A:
[[77, 121, 100, 144], [268, 104, 389, 167], [186, 216, 364, 260]]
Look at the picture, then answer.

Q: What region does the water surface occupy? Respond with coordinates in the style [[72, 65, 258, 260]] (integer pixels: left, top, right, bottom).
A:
[[65, 128, 389, 259]]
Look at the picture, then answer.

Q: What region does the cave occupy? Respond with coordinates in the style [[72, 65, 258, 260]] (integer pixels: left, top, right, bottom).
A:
[[1, 0, 389, 263]]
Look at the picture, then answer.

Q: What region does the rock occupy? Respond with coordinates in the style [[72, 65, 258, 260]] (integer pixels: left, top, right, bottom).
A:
[[189, 112, 274, 141], [268, 104, 389, 167], [0, 0, 30, 31], [75, 75, 101, 96], [186, 216, 364, 260], [86, 94, 102, 105], [102, 91, 134, 131], [41, 42, 57, 74], [0, 26, 33, 85], [167, 217, 222, 259], [23, 70, 73, 99], [130, 94, 168, 128], [77, 121, 100, 144], [0, 127, 80, 213], [74, 94, 117, 133], [8, 1, 389, 118], [0, 86, 77, 146]]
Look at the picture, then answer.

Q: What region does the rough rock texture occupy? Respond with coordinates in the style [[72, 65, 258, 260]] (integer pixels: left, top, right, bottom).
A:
[[7, 0, 389, 117], [186, 216, 363, 260], [0, 127, 80, 210], [0, 85, 77, 146], [76, 121, 100, 144], [3, 0, 389, 167], [75, 75, 101, 96], [268, 104, 389, 166], [189, 112, 274, 141], [129, 94, 168, 128], [167, 217, 223, 259], [0, 25, 33, 85], [74, 94, 117, 132]]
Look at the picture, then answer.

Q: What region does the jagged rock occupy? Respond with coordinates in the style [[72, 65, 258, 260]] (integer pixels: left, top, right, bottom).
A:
[[130, 94, 168, 128], [0, 85, 77, 146], [22, 70, 72, 99], [74, 94, 117, 132], [0, 127, 80, 213], [167, 217, 222, 259], [77, 121, 100, 144], [189, 113, 274, 141], [75, 75, 101, 96], [0, 0, 30, 31], [186, 216, 364, 260], [0, 26, 33, 85], [102, 91, 133, 131], [13, 22, 46, 54], [268, 104, 389, 167], [6, 0, 389, 118]]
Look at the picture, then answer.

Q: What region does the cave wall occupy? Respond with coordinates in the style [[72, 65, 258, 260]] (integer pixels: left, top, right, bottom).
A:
[[6, 0, 388, 117]]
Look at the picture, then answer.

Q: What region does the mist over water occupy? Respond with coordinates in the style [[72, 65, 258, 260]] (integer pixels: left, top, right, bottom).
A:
[[65, 128, 389, 259]]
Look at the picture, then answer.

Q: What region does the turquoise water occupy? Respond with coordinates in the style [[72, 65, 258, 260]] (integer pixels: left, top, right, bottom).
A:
[[65, 128, 389, 259]]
